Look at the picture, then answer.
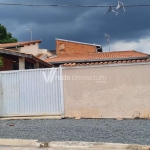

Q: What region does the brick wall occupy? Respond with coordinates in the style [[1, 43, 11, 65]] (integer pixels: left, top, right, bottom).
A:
[[0, 56, 13, 71], [56, 40, 97, 56]]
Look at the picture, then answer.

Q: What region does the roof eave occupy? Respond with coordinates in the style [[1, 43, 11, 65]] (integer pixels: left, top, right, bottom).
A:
[[32, 55, 53, 67], [0, 45, 23, 49], [0, 48, 53, 67], [48, 56, 149, 64], [0, 48, 32, 58]]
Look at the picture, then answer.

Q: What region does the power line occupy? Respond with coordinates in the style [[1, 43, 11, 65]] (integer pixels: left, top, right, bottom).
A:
[[0, 3, 150, 8]]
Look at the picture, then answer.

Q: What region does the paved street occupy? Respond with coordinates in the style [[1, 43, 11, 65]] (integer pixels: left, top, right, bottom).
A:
[[0, 119, 150, 145]]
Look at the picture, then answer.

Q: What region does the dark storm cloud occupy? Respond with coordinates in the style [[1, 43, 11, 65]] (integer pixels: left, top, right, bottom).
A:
[[0, 0, 150, 51]]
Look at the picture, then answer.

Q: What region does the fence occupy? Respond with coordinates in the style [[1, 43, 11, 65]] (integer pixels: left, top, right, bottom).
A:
[[62, 63, 150, 119], [1, 63, 150, 119], [0, 67, 64, 117]]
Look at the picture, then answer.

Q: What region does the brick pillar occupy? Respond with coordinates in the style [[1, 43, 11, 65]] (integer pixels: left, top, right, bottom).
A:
[[19, 57, 25, 70], [34, 61, 39, 69]]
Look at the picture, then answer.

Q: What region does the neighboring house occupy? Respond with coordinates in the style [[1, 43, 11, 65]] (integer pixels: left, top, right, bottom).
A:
[[0, 48, 52, 71], [45, 39, 150, 66], [36, 50, 53, 61], [0, 40, 53, 71], [49, 50, 56, 56], [0, 40, 50, 56], [0, 40, 41, 55]]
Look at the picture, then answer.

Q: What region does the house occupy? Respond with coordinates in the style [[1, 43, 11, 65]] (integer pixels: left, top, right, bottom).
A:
[[44, 39, 150, 119], [44, 39, 150, 66], [1, 38, 150, 119], [0, 40, 53, 71], [0, 48, 52, 71], [0, 40, 53, 56]]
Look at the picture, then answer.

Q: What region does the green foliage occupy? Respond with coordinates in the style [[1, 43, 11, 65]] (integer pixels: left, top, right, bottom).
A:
[[0, 24, 18, 44], [0, 56, 3, 67]]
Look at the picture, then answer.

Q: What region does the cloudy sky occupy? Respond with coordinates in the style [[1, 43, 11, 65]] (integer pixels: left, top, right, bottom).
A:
[[1, 0, 150, 53]]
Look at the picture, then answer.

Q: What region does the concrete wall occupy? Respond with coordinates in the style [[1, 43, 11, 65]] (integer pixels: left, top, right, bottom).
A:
[[20, 43, 39, 56], [19, 57, 25, 70], [63, 63, 150, 119]]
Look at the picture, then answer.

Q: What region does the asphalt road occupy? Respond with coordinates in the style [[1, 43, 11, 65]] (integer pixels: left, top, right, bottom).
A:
[[0, 119, 150, 145]]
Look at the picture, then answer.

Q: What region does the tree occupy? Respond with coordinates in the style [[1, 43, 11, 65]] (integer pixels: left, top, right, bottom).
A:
[[0, 24, 18, 44], [0, 24, 18, 66]]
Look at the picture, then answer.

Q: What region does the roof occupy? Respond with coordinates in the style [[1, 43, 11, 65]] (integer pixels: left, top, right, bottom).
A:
[[36, 53, 47, 59], [36, 53, 49, 60], [56, 38, 102, 47], [0, 48, 53, 67], [45, 50, 149, 64], [0, 40, 41, 48], [62, 59, 150, 67], [49, 50, 56, 55]]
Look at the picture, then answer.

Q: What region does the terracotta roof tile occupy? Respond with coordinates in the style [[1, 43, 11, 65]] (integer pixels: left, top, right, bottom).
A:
[[62, 59, 150, 67], [36, 53, 45, 59], [45, 50, 148, 63], [0, 40, 41, 48]]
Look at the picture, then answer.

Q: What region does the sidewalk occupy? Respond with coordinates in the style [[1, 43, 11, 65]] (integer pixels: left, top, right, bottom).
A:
[[0, 139, 150, 150]]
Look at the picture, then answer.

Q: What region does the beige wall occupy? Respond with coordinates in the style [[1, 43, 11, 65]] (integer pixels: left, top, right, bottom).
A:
[[20, 44, 39, 55], [19, 57, 25, 70], [63, 63, 150, 119]]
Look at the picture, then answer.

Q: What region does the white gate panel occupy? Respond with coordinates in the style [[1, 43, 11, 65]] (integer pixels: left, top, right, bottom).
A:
[[1, 72, 20, 116], [0, 68, 64, 117]]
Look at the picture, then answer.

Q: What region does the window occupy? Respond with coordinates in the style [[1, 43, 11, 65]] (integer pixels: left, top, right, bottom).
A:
[[13, 61, 19, 70]]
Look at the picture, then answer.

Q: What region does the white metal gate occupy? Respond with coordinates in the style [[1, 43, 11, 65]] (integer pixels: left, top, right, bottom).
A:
[[0, 68, 64, 117]]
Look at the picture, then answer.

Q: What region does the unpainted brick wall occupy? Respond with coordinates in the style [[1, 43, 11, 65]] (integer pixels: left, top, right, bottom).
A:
[[0, 56, 13, 71], [56, 40, 97, 56]]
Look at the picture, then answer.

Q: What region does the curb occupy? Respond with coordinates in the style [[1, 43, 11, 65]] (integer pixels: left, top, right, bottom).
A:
[[0, 115, 62, 120], [0, 139, 150, 149], [0, 139, 40, 147], [49, 142, 150, 149]]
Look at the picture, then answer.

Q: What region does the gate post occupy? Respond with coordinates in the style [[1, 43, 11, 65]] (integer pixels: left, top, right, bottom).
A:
[[59, 65, 65, 118], [0, 72, 3, 117]]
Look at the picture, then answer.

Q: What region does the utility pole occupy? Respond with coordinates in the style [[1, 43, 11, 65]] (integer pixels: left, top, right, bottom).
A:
[[25, 27, 32, 41], [104, 33, 110, 52]]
